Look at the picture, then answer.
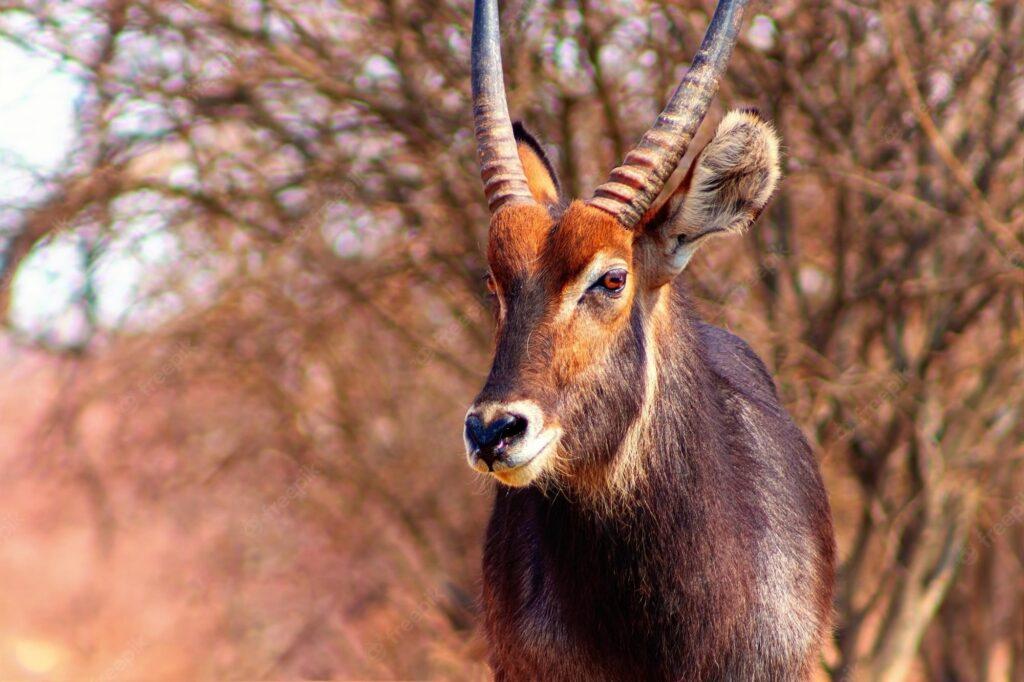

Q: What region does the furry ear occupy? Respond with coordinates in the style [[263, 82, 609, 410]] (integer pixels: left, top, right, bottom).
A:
[[641, 109, 781, 280], [513, 122, 561, 206]]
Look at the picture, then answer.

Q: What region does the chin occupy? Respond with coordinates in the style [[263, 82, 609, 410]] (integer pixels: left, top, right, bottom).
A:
[[491, 458, 546, 487]]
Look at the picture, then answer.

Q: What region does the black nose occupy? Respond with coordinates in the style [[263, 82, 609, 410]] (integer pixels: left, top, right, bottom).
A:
[[465, 412, 529, 468]]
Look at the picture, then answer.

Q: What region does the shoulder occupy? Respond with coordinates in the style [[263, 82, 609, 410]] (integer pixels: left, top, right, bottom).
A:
[[696, 321, 779, 408]]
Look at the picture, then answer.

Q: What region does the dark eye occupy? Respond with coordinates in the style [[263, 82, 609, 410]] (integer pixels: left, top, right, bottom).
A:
[[484, 273, 497, 296], [594, 268, 627, 293]]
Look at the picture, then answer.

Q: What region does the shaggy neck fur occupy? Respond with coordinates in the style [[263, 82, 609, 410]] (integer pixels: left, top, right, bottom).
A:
[[549, 283, 707, 508]]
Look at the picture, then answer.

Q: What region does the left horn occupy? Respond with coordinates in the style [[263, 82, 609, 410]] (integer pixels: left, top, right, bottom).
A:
[[471, 0, 534, 214], [589, 0, 750, 228]]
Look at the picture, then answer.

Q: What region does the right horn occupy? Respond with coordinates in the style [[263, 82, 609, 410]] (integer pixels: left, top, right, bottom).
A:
[[588, 0, 750, 228], [471, 0, 534, 214]]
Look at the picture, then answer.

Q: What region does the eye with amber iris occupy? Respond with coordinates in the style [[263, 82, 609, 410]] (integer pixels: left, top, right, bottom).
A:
[[591, 268, 627, 295]]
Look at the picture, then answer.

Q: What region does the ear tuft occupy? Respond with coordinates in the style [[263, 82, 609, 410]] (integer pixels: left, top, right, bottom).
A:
[[736, 106, 767, 122], [677, 109, 781, 241], [513, 121, 561, 206], [636, 110, 782, 284]]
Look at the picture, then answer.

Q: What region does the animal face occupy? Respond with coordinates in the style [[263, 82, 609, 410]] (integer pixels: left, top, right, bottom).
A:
[[465, 199, 636, 487], [463, 0, 778, 490], [463, 112, 781, 488]]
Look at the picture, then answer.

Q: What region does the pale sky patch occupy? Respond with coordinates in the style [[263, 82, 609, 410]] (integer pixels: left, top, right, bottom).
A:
[[0, 39, 172, 344]]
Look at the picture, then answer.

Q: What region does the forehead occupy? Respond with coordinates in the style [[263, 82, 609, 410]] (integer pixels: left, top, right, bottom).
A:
[[487, 201, 632, 284]]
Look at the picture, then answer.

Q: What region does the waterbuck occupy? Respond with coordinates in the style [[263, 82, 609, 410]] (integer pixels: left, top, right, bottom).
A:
[[461, 0, 836, 679]]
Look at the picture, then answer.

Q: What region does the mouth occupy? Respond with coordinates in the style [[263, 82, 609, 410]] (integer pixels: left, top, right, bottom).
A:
[[488, 431, 560, 487]]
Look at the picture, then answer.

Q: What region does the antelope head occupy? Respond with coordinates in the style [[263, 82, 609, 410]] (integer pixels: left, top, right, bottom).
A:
[[463, 0, 780, 490]]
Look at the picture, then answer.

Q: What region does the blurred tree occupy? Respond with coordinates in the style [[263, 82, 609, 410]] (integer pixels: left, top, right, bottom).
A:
[[0, 0, 1021, 679]]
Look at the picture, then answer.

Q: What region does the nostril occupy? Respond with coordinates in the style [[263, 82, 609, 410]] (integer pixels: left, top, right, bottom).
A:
[[487, 414, 529, 458], [497, 414, 528, 443]]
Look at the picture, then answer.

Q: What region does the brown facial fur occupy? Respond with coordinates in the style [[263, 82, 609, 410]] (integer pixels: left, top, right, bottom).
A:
[[481, 201, 639, 478]]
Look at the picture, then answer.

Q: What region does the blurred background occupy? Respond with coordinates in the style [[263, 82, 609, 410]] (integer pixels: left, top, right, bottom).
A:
[[0, 0, 1021, 679]]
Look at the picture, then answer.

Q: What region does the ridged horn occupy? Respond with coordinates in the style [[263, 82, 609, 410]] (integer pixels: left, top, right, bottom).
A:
[[588, 0, 750, 228], [471, 0, 533, 214]]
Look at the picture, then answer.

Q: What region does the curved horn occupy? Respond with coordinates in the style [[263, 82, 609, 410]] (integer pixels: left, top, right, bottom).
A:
[[472, 0, 533, 214], [589, 0, 750, 228]]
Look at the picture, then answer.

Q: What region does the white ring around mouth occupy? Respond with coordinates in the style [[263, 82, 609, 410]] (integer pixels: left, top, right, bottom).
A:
[[489, 430, 560, 485], [468, 432, 557, 474], [497, 431, 557, 470]]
